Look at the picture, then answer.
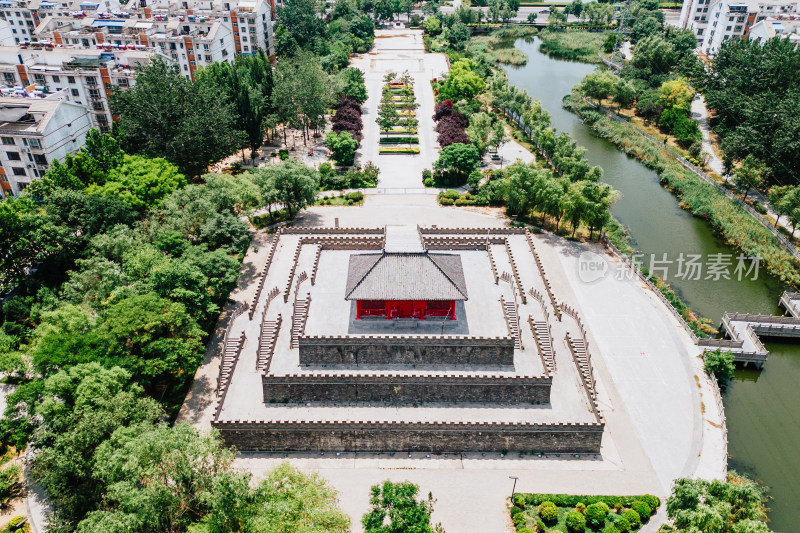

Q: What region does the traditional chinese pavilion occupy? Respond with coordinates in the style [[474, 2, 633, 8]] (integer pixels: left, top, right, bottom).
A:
[[345, 252, 468, 320]]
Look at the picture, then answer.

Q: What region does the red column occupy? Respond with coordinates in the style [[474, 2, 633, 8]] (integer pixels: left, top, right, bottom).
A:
[[450, 300, 456, 320], [356, 300, 361, 319]]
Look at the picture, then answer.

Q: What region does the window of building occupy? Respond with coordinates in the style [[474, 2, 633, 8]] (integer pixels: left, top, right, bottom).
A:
[[86, 76, 97, 85], [243, 45, 248, 51], [726, 25, 731, 30], [12, 167, 26, 176], [33, 154, 47, 165], [92, 102, 104, 110], [203, 43, 209, 50], [1, 137, 14, 145], [2, 73, 15, 84], [28, 138, 40, 149], [33, 73, 45, 84], [117, 78, 129, 87], [190, 60, 195, 66], [205, 54, 212, 61], [6, 152, 20, 160], [52, 75, 60, 82], [71, 88, 79, 97], [698, 28, 704, 34], [67, 75, 75, 83]]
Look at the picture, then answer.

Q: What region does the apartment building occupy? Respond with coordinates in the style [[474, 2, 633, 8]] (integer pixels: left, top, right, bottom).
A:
[[0, 45, 165, 131], [748, 15, 800, 43], [679, 0, 800, 53], [0, 88, 92, 197], [1, 0, 274, 79]]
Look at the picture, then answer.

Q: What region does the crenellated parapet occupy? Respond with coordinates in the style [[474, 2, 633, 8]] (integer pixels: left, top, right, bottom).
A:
[[261, 372, 552, 404], [418, 226, 528, 235], [211, 419, 604, 453], [422, 235, 507, 249], [298, 334, 516, 366], [281, 227, 385, 235]]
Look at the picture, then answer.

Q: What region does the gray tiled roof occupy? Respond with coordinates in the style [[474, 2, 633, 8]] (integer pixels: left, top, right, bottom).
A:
[[345, 252, 468, 301]]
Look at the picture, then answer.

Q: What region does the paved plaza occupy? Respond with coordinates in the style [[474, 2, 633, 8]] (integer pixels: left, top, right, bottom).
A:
[[177, 30, 726, 533]]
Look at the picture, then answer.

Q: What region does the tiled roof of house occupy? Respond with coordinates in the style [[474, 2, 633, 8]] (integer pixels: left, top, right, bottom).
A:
[[345, 252, 468, 301]]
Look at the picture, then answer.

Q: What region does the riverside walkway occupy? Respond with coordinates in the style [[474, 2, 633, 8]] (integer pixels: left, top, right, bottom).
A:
[[699, 292, 800, 368]]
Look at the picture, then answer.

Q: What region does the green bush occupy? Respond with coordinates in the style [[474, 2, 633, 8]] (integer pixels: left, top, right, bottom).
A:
[[630, 500, 651, 520], [536, 520, 546, 532], [423, 178, 434, 187], [603, 526, 620, 533], [345, 191, 364, 202], [575, 502, 586, 514], [439, 197, 455, 205], [512, 511, 526, 525], [0, 464, 20, 500], [523, 494, 648, 509], [613, 503, 624, 514], [753, 201, 767, 214], [279, 149, 289, 160], [640, 494, 659, 511], [565, 510, 586, 532], [8, 516, 25, 530], [443, 189, 461, 200], [538, 501, 558, 523], [704, 348, 736, 386], [518, 529, 534, 533], [613, 516, 630, 532], [514, 494, 526, 509], [585, 502, 609, 528], [511, 505, 523, 516], [623, 509, 640, 529]]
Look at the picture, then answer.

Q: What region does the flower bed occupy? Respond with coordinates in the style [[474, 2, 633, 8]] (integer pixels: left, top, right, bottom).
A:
[[379, 137, 419, 144], [379, 146, 420, 154]]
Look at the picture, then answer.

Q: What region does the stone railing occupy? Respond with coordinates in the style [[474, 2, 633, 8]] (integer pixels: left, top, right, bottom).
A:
[[418, 226, 526, 235], [261, 372, 552, 404], [504, 239, 527, 304], [214, 333, 245, 420], [528, 315, 555, 375], [422, 235, 507, 249], [565, 331, 602, 421], [780, 291, 800, 317], [309, 244, 323, 285], [257, 313, 282, 373], [249, 232, 281, 319], [220, 301, 248, 357], [300, 235, 385, 250], [585, 98, 800, 264], [707, 372, 729, 472], [283, 240, 304, 303], [290, 293, 311, 349], [560, 303, 596, 394], [526, 233, 560, 319], [487, 243, 499, 284], [597, 50, 622, 70], [211, 419, 605, 453], [281, 226, 385, 234]]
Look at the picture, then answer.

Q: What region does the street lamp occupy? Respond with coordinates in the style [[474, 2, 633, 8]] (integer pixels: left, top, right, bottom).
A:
[[509, 475, 519, 500]]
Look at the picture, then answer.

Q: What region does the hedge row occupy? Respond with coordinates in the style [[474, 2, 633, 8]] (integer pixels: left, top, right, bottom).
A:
[[522, 494, 659, 509], [379, 137, 419, 144], [379, 146, 420, 154]]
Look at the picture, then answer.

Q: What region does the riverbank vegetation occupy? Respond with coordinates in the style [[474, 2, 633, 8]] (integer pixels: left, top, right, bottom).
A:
[[564, 94, 800, 287], [537, 29, 608, 64], [658, 472, 775, 532]]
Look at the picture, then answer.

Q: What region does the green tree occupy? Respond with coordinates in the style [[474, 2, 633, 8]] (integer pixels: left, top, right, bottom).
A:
[[435, 143, 481, 177], [547, 7, 567, 27], [335, 67, 368, 103], [658, 78, 694, 112], [438, 60, 485, 101], [466, 113, 493, 157], [82, 129, 124, 173], [734, 155, 765, 200], [86, 155, 186, 212], [444, 20, 469, 50], [276, 0, 326, 48], [613, 78, 636, 109], [326, 131, 359, 167], [377, 91, 400, 134], [423, 16, 442, 35], [362, 480, 443, 533], [581, 70, 618, 102], [111, 57, 242, 177], [490, 120, 509, 154], [703, 348, 735, 386], [527, 11, 538, 23], [261, 159, 319, 218]]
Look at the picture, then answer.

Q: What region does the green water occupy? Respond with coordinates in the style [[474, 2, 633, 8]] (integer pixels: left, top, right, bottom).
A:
[[502, 37, 800, 531]]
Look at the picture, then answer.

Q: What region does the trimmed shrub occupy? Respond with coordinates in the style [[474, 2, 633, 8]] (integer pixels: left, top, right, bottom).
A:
[[514, 494, 526, 509], [345, 191, 364, 202], [511, 505, 523, 516], [8, 516, 26, 530], [512, 511, 526, 525], [538, 501, 558, 523], [522, 494, 654, 509], [753, 201, 767, 214], [379, 146, 420, 154], [630, 500, 651, 520], [613, 516, 631, 532], [613, 503, 624, 514], [518, 529, 534, 533], [443, 189, 461, 200], [536, 520, 546, 532], [379, 137, 420, 144], [423, 178, 434, 187], [576, 503, 586, 514], [585, 502, 609, 528], [439, 197, 455, 205], [623, 509, 640, 529], [602, 527, 620, 533], [565, 510, 586, 532], [640, 494, 659, 511]]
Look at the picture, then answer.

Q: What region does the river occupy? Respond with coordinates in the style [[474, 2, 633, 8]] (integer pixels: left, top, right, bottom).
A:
[[501, 37, 799, 531]]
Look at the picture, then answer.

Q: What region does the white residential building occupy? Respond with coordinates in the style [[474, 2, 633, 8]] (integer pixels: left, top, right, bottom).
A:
[[679, 0, 800, 53], [748, 15, 800, 43], [0, 45, 167, 132], [0, 89, 92, 197]]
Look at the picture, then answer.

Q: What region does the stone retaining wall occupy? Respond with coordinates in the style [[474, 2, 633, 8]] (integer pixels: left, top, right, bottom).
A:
[[298, 335, 515, 366], [418, 226, 527, 235], [212, 420, 604, 453], [423, 236, 507, 249], [262, 373, 551, 404], [281, 227, 385, 234]]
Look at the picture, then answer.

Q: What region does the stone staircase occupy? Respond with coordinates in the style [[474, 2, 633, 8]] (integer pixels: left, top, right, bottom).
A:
[[217, 333, 244, 398], [529, 317, 555, 373], [566, 332, 594, 397], [291, 295, 311, 348], [257, 315, 282, 373], [501, 295, 521, 349]]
